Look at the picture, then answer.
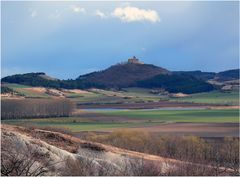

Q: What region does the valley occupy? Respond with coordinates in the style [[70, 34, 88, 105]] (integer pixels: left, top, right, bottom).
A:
[[1, 61, 239, 176], [1, 82, 239, 137]]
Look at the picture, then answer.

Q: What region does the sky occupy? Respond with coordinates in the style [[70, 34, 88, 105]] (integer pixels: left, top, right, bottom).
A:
[[1, 1, 239, 79]]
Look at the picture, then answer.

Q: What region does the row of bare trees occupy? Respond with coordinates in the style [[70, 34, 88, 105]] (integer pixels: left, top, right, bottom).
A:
[[1, 99, 74, 119]]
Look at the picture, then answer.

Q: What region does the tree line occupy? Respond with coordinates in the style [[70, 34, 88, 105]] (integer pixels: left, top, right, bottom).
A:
[[1, 72, 214, 93], [1, 99, 74, 119], [137, 73, 214, 94], [1, 72, 105, 90]]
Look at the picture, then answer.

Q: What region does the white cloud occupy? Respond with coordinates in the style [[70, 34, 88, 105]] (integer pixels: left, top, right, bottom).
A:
[[95, 10, 107, 18], [70, 5, 86, 13], [112, 6, 160, 23]]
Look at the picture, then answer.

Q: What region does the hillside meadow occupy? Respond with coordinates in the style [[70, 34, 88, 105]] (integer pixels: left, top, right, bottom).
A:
[[170, 91, 239, 105], [2, 83, 239, 105]]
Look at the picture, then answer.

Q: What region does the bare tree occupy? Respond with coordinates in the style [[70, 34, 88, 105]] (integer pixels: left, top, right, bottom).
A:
[[1, 145, 52, 176]]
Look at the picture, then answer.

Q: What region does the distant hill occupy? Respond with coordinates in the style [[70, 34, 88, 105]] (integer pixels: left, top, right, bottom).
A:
[[1, 59, 239, 93], [77, 62, 170, 88], [216, 69, 240, 81], [1, 72, 61, 88], [76, 61, 215, 93]]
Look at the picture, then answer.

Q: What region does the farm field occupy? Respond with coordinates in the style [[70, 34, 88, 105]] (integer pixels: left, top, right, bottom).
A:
[[93, 108, 239, 122], [2, 84, 157, 103], [2, 83, 50, 98], [2, 83, 239, 105], [3, 108, 239, 137], [69, 88, 161, 104], [170, 91, 239, 105], [2, 84, 239, 137], [60, 89, 239, 106]]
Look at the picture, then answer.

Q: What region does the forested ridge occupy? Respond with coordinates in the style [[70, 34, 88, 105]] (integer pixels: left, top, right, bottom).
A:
[[1, 66, 239, 94]]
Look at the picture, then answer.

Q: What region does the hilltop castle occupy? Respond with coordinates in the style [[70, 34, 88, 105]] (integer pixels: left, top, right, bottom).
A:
[[127, 56, 144, 64]]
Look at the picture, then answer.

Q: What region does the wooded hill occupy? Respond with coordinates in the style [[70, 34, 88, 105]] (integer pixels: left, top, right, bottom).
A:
[[1, 62, 239, 94]]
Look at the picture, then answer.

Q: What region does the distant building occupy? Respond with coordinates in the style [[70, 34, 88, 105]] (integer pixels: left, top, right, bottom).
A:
[[127, 56, 144, 64]]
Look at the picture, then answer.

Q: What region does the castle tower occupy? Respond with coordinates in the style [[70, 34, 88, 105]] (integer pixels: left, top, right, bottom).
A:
[[127, 56, 144, 64]]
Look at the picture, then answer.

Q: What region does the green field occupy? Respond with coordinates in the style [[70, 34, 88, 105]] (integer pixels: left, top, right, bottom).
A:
[[67, 88, 161, 104], [4, 83, 30, 89], [3, 83, 50, 98], [3, 108, 239, 132], [66, 92, 105, 102], [2, 118, 156, 132], [70, 89, 239, 105], [94, 108, 239, 123], [2, 85, 239, 132], [170, 91, 239, 105]]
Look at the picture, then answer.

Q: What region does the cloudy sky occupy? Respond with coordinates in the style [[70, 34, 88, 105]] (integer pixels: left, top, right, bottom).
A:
[[2, 1, 239, 79]]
